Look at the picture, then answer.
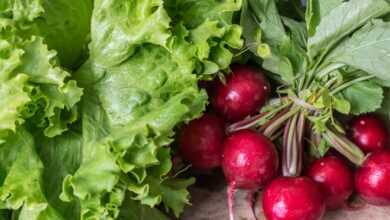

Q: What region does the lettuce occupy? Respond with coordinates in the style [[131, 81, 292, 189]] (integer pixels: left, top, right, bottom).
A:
[[0, 32, 83, 142], [0, 0, 93, 69], [62, 0, 242, 219], [0, 0, 242, 219], [0, 128, 82, 220]]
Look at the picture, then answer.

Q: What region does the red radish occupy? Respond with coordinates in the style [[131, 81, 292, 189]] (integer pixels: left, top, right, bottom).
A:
[[307, 156, 354, 210], [222, 129, 278, 220], [211, 64, 270, 122], [222, 129, 278, 189], [350, 114, 388, 153], [355, 150, 390, 206], [262, 177, 325, 220], [179, 113, 225, 170]]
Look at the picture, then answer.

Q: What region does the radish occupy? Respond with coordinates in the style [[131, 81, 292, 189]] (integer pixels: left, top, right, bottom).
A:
[[350, 114, 388, 153], [355, 150, 390, 206], [222, 129, 278, 220], [262, 177, 325, 220], [307, 156, 354, 210], [211, 64, 270, 122], [179, 113, 225, 170]]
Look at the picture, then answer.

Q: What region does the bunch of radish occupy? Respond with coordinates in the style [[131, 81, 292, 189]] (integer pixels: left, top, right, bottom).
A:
[[178, 65, 390, 220]]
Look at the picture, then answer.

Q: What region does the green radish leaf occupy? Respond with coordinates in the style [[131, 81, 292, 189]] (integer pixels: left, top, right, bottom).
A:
[[326, 20, 390, 82], [318, 139, 331, 157], [262, 55, 294, 82], [308, 0, 390, 60], [282, 16, 307, 49], [247, 0, 288, 46], [340, 81, 383, 115], [305, 0, 344, 36], [241, 0, 293, 82], [332, 96, 351, 114], [241, 0, 307, 84]]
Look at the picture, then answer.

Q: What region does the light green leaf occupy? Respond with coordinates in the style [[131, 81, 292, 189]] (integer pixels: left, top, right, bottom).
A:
[[164, 0, 242, 28], [147, 177, 194, 218], [0, 128, 75, 220], [0, 34, 83, 140], [61, 93, 120, 219], [340, 81, 383, 115], [332, 96, 350, 114], [165, 0, 243, 75], [0, 0, 44, 22], [327, 20, 390, 82], [262, 55, 294, 82], [241, 0, 307, 83], [0, 38, 31, 143], [61, 0, 241, 219], [308, 0, 390, 59], [0, 74, 30, 143], [247, 0, 287, 45], [33, 132, 82, 220], [90, 0, 171, 67], [0, 128, 46, 211], [318, 139, 331, 157], [282, 16, 307, 49], [305, 0, 344, 36], [16, 37, 83, 137], [1, 0, 93, 69], [25, 0, 93, 69]]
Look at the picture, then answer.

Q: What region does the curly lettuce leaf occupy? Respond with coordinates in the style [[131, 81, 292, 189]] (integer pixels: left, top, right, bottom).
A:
[[118, 197, 169, 220], [0, 33, 83, 141], [63, 0, 242, 219], [90, 0, 171, 67], [1, 0, 93, 69], [0, 128, 82, 220], [61, 93, 121, 220], [165, 0, 243, 76], [0, 128, 46, 211], [165, 0, 242, 28]]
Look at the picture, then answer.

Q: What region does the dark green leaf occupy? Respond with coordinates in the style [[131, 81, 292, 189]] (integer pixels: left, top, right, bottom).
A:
[[378, 88, 390, 127], [282, 16, 307, 49], [118, 196, 169, 220]]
